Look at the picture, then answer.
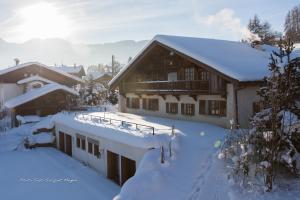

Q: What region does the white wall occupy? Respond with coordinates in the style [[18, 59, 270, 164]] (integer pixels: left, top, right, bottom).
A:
[[120, 83, 236, 128], [237, 86, 261, 128], [0, 84, 23, 110], [54, 122, 147, 176]]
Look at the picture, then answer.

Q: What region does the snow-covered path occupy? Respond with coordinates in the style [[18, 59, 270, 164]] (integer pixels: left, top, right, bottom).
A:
[[0, 148, 120, 200]]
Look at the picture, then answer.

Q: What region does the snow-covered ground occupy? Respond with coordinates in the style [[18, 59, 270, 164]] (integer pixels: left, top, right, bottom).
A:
[[0, 119, 120, 200], [0, 148, 119, 200], [1, 111, 299, 200]]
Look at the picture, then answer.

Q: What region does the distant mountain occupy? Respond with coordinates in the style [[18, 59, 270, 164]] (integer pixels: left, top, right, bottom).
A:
[[0, 38, 149, 69]]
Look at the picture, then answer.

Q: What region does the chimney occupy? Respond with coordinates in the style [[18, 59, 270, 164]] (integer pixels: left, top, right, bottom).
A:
[[14, 58, 20, 66]]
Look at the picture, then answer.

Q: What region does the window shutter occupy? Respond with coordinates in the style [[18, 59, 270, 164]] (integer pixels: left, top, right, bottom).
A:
[[126, 97, 130, 108], [199, 100, 206, 114], [220, 101, 226, 116], [142, 99, 147, 109], [166, 103, 169, 113], [191, 104, 195, 115]]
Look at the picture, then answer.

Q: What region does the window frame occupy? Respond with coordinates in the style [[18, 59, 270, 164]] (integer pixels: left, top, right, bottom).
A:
[[181, 103, 195, 116], [166, 102, 178, 114]]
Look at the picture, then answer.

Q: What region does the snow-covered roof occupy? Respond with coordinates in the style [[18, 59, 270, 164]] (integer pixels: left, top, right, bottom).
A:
[[56, 65, 84, 74], [109, 35, 273, 86], [4, 83, 79, 108], [17, 75, 55, 85], [0, 62, 84, 83], [93, 72, 112, 80]]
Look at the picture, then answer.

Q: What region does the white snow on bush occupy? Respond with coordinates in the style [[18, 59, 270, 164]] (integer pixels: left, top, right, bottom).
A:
[[16, 115, 41, 124]]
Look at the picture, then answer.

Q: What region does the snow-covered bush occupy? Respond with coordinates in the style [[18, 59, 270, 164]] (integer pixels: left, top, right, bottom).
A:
[[220, 39, 300, 192], [107, 90, 118, 105]]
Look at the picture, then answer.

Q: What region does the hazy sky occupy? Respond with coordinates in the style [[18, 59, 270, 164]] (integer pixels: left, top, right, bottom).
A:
[[0, 0, 298, 44]]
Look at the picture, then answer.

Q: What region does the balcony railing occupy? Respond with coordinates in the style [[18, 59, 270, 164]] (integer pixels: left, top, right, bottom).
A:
[[123, 80, 226, 95]]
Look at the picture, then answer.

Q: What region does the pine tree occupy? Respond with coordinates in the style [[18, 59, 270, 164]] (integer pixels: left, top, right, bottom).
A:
[[220, 39, 300, 192], [285, 5, 300, 42], [247, 15, 280, 45]]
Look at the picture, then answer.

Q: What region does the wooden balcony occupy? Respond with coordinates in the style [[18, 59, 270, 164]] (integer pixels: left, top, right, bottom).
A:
[[123, 80, 226, 95]]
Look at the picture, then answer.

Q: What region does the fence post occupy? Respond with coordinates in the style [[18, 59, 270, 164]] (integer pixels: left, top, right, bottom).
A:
[[160, 146, 165, 164], [169, 141, 172, 158], [171, 125, 175, 136]]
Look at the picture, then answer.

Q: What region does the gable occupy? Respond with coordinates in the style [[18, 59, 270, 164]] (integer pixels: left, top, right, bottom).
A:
[[0, 62, 83, 86], [109, 35, 271, 89]]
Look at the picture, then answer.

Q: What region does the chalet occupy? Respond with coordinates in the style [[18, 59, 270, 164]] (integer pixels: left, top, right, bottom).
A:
[[57, 64, 86, 78], [0, 62, 83, 128], [93, 72, 112, 86], [109, 35, 273, 128]]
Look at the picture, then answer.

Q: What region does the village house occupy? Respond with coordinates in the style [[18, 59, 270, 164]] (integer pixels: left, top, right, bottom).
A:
[[109, 35, 272, 128], [0, 62, 83, 128], [57, 64, 86, 78]]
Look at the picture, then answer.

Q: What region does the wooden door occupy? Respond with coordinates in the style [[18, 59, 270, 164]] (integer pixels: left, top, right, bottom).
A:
[[107, 150, 120, 185], [121, 156, 136, 185], [65, 134, 72, 157], [59, 132, 65, 152]]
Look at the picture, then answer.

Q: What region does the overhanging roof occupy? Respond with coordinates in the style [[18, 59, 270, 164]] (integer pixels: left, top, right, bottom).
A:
[[109, 35, 272, 88], [4, 83, 79, 109], [0, 62, 84, 84], [17, 75, 55, 85]]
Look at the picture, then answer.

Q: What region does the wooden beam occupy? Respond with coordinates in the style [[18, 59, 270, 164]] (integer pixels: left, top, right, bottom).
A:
[[159, 94, 166, 100], [173, 94, 180, 101], [189, 95, 197, 101]]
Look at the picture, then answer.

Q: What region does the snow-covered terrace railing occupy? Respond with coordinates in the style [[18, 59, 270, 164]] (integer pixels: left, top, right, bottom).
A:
[[74, 113, 157, 135]]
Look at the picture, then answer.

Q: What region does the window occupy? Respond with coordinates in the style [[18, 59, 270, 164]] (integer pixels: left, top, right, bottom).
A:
[[253, 102, 263, 115], [81, 139, 86, 150], [168, 72, 177, 81], [181, 103, 195, 116], [148, 99, 159, 111], [126, 97, 140, 109], [76, 134, 86, 150], [199, 71, 209, 81], [76, 137, 80, 148], [166, 102, 178, 114], [142, 98, 159, 111], [185, 67, 195, 81], [88, 142, 93, 154], [94, 144, 100, 158], [87, 137, 100, 158], [199, 100, 206, 114], [131, 98, 140, 109], [32, 83, 42, 89], [208, 100, 226, 116]]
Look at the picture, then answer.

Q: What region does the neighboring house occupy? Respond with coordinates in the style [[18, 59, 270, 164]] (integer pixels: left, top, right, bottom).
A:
[[57, 64, 86, 78], [109, 35, 273, 128], [93, 72, 112, 86], [0, 62, 83, 127]]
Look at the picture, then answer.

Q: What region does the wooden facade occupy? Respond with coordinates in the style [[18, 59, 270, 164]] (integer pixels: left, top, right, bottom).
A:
[[14, 90, 76, 117], [117, 43, 231, 97], [0, 63, 81, 86]]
